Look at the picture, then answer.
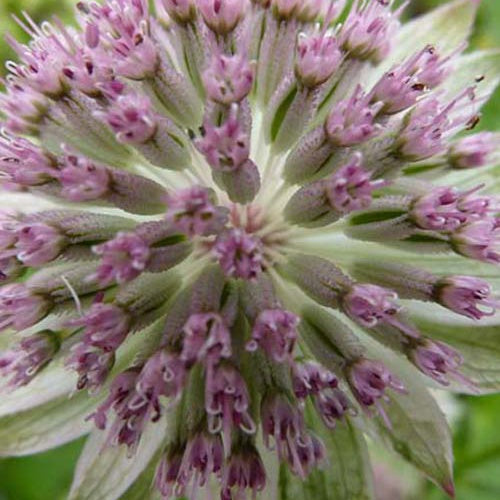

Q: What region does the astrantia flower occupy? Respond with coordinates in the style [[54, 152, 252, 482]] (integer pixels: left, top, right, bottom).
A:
[[0, 1, 499, 499]]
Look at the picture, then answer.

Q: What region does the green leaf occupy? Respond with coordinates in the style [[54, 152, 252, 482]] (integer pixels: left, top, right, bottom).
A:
[[374, 371, 454, 496], [0, 438, 85, 500], [322, 418, 374, 500], [68, 417, 167, 500], [440, 50, 500, 104], [278, 416, 374, 500], [0, 354, 77, 418], [120, 461, 161, 500], [67, 320, 167, 500], [393, 0, 477, 58], [0, 390, 95, 457], [0, 319, 165, 457], [369, 0, 479, 85]]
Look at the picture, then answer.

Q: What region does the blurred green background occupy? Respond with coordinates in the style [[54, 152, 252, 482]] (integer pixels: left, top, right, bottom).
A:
[[0, 1, 499, 499]]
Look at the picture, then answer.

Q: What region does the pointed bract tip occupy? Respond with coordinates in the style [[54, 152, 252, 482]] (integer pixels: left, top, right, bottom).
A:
[[442, 479, 456, 498]]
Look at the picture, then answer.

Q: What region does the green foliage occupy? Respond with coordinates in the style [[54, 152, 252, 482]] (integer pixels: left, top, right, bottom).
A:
[[419, 395, 500, 500], [0, 439, 85, 500]]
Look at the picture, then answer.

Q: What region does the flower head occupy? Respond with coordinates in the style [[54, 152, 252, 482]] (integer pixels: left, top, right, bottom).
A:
[[165, 186, 228, 236], [221, 443, 266, 500], [15, 223, 66, 267], [181, 312, 232, 366], [161, 432, 224, 495], [260, 393, 311, 476], [340, 0, 405, 63], [0, 284, 50, 331], [0, 1, 498, 498], [162, 0, 197, 23], [397, 88, 477, 160], [325, 85, 383, 146], [437, 276, 500, 320], [0, 332, 59, 389], [246, 308, 299, 362], [342, 284, 398, 326], [371, 45, 452, 114], [449, 132, 499, 169], [0, 136, 56, 187], [295, 34, 343, 88], [198, 0, 248, 34], [325, 153, 385, 214], [91, 232, 151, 285], [214, 229, 263, 279], [347, 358, 406, 425], [58, 153, 110, 201], [99, 92, 157, 144], [205, 363, 256, 440], [292, 361, 350, 428], [203, 52, 254, 104], [411, 187, 479, 232], [409, 339, 473, 389], [68, 302, 130, 352], [196, 106, 250, 172], [452, 218, 500, 264]]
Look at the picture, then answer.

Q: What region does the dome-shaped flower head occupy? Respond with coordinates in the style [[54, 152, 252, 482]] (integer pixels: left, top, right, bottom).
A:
[[198, 0, 248, 34], [246, 308, 299, 362], [213, 228, 263, 279], [196, 105, 250, 172], [409, 339, 474, 389], [205, 363, 256, 440], [159, 432, 224, 495], [165, 185, 229, 236], [162, 0, 198, 23], [91, 231, 151, 285], [437, 275, 500, 320], [0, 332, 59, 389], [66, 344, 116, 392], [449, 132, 499, 169], [397, 87, 477, 160], [203, 52, 255, 104], [325, 85, 384, 146], [221, 443, 266, 500], [181, 312, 232, 366], [342, 284, 398, 328], [272, 0, 324, 22], [0, 136, 57, 187], [0, 1, 499, 498], [5, 31, 66, 97], [371, 44, 453, 114], [68, 302, 131, 352], [452, 218, 500, 264], [295, 34, 343, 88], [292, 361, 350, 428], [0, 82, 48, 134], [0, 284, 50, 331], [340, 0, 406, 63], [410, 187, 473, 232], [58, 152, 111, 201], [260, 393, 311, 476], [347, 358, 406, 424], [325, 153, 386, 214], [14, 222, 66, 267], [80, 0, 158, 79], [98, 92, 158, 144]]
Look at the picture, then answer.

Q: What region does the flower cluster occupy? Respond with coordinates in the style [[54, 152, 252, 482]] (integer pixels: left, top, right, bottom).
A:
[[0, 0, 499, 499]]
